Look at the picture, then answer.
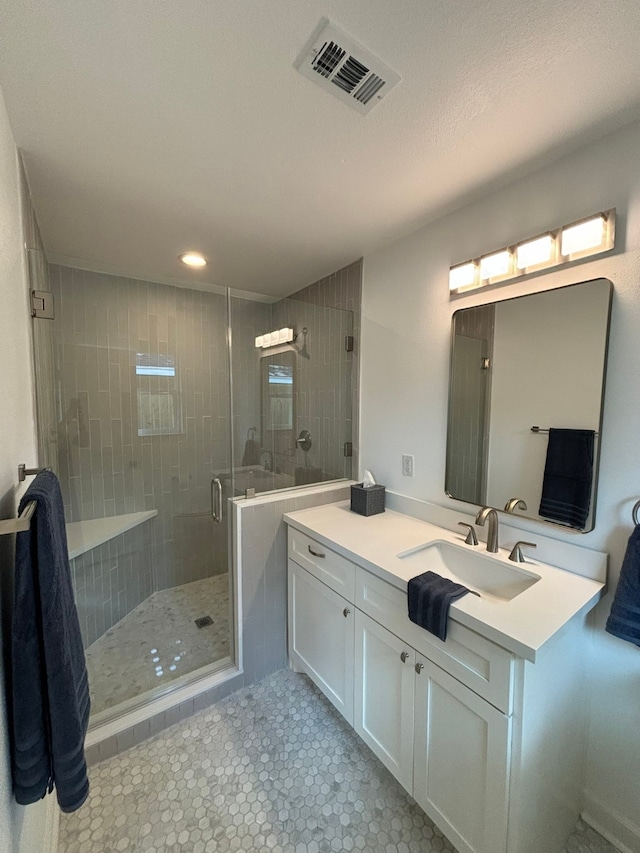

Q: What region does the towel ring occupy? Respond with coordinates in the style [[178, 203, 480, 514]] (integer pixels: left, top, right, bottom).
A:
[[633, 500, 640, 525]]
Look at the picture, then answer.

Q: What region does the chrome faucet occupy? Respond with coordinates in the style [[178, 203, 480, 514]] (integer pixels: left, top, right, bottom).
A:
[[475, 506, 500, 553], [504, 497, 527, 513]]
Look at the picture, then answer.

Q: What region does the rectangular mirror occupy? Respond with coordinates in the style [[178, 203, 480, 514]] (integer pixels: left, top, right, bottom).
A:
[[445, 278, 613, 532]]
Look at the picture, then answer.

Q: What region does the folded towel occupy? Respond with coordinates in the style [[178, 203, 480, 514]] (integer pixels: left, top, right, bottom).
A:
[[606, 525, 640, 647], [407, 571, 470, 641], [538, 428, 595, 529], [11, 471, 90, 813]]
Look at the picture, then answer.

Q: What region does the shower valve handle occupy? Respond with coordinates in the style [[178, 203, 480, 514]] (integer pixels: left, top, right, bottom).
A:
[[296, 430, 312, 452]]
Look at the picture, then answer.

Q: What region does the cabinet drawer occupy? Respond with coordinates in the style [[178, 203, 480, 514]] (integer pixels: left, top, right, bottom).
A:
[[288, 527, 356, 600], [355, 568, 514, 713]]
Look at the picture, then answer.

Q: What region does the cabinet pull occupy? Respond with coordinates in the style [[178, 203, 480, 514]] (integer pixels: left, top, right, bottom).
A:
[[343, 608, 351, 618], [400, 651, 409, 663], [415, 662, 424, 674], [308, 545, 326, 559]]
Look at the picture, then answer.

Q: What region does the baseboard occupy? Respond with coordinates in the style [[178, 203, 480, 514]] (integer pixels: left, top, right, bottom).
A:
[[19, 794, 59, 853], [582, 790, 640, 853], [44, 796, 59, 853]]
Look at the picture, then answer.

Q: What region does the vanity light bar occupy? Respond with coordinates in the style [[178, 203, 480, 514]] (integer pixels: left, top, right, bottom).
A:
[[255, 327, 294, 349], [449, 209, 615, 295], [516, 234, 554, 270]]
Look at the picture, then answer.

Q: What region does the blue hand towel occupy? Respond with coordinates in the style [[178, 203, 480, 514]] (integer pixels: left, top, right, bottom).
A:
[[606, 525, 640, 647], [538, 428, 595, 530], [407, 571, 469, 641], [11, 471, 90, 813]]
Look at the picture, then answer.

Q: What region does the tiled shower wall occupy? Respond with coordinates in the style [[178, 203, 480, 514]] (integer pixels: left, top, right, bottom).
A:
[[49, 265, 231, 639]]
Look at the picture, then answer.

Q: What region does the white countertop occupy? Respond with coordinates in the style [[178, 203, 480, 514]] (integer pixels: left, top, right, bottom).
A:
[[284, 501, 606, 662]]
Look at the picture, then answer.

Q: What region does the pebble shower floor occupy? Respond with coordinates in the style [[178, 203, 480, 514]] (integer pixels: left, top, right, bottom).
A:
[[58, 669, 622, 853]]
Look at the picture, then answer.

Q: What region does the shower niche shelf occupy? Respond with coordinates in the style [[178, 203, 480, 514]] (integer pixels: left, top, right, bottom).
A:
[[66, 510, 158, 560]]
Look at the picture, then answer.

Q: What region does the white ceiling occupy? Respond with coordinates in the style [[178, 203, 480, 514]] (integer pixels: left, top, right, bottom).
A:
[[2, 0, 640, 298]]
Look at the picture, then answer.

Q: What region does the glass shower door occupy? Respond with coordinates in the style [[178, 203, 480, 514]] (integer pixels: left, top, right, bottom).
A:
[[230, 294, 354, 496], [33, 265, 235, 720]]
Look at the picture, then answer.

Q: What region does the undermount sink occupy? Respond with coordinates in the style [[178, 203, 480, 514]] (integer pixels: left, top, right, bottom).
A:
[[398, 540, 541, 602]]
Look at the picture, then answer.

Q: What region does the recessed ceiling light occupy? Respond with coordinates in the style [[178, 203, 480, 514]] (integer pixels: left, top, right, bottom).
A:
[[179, 252, 207, 268]]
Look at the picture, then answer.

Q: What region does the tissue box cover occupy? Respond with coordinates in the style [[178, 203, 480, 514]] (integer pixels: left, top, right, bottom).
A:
[[350, 483, 385, 516]]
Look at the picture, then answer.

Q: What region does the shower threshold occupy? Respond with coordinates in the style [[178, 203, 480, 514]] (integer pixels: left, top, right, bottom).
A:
[[86, 658, 242, 754]]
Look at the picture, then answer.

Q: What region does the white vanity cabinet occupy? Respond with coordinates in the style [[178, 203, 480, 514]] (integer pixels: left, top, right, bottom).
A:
[[287, 520, 593, 853]]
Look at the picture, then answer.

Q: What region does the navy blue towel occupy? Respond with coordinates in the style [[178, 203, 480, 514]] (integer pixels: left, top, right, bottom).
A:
[[538, 428, 595, 529], [606, 525, 640, 647], [11, 471, 90, 813], [407, 571, 469, 641]]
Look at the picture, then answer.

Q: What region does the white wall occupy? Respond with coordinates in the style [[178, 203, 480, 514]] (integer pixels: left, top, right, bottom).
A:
[[361, 118, 640, 851], [0, 87, 54, 853]]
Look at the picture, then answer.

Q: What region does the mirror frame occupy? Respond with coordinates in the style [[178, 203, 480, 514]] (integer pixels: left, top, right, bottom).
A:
[[445, 278, 613, 532]]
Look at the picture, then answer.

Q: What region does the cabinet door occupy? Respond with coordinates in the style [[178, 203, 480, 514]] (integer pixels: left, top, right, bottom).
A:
[[353, 611, 416, 791], [288, 560, 354, 724], [413, 654, 511, 853]]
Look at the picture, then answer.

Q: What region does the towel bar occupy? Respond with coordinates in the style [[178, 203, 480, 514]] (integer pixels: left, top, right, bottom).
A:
[[18, 463, 50, 482], [0, 500, 38, 536], [530, 426, 599, 435], [0, 465, 49, 536]]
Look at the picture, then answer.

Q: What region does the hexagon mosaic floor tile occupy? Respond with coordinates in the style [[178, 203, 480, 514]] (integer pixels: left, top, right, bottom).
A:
[[58, 669, 622, 853], [86, 574, 230, 715]]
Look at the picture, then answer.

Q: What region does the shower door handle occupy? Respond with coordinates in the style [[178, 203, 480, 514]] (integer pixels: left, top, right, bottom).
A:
[[211, 478, 223, 524]]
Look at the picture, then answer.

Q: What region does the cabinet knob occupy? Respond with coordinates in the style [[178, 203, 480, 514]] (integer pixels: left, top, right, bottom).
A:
[[343, 608, 351, 618], [415, 662, 424, 674], [400, 651, 409, 663]]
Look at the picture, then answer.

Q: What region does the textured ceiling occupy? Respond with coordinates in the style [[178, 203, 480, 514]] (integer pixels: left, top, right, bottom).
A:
[[1, 0, 640, 297]]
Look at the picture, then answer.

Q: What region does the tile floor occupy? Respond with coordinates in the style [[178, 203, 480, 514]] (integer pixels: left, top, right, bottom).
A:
[[59, 669, 623, 853], [85, 574, 230, 714]]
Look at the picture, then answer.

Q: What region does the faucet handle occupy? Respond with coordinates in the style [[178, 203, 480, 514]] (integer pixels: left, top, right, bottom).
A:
[[458, 522, 478, 546], [508, 541, 537, 563]]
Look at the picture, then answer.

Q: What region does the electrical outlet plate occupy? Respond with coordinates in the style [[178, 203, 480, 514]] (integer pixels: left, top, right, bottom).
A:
[[402, 454, 414, 477]]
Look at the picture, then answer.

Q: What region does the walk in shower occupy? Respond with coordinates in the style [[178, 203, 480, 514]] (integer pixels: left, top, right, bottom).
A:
[[31, 260, 355, 726]]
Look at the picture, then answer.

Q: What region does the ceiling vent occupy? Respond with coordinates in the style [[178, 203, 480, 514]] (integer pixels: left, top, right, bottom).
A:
[[295, 20, 401, 115]]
